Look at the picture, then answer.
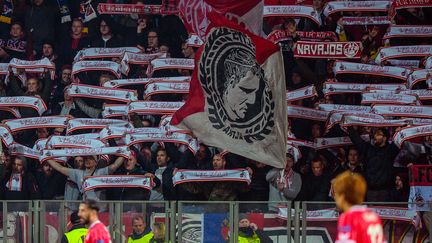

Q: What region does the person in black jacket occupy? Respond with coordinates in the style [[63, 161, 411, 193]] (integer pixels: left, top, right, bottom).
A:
[[1, 156, 40, 200], [347, 126, 400, 201], [108, 151, 160, 201], [299, 157, 331, 203], [35, 161, 66, 199], [90, 17, 123, 48]]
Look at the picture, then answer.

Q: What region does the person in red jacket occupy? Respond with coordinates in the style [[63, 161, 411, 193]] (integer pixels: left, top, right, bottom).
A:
[[78, 199, 111, 243], [333, 171, 385, 243]]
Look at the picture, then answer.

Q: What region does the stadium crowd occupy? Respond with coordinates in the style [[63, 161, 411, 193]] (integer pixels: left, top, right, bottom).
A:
[[0, 0, 432, 241]]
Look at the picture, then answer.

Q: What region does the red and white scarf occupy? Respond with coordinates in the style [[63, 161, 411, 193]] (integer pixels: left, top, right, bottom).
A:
[[287, 138, 315, 148], [375, 45, 432, 64], [5, 116, 68, 132], [72, 61, 121, 79], [323, 1, 390, 16], [263, 5, 321, 26], [0, 96, 47, 115], [286, 85, 317, 102], [40, 146, 132, 162], [318, 104, 372, 112], [294, 41, 362, 59], [46, 135, 105, 149], [323, 82, 406, 95], [361, 92, 418, 105], [159, 115, 190, 134], [287, 105, 329, 121], [341, 16, 390, 26], [0, 106, 21, 118], [341, 115, 407, 128], [102, 104, 128, 118], [334, 61, 410, 81], [0, 125, 14, 147], [147, 58, 194, 76], [325, 111, 382, 132], [120, 52, 165, 75], [372, 105, 432, 118], [126, 129, 199, 154], [6, 173, 22, 191], [425, 56, 432, 69], [66, 118, 132, 135], [97, 3, 162, 15], [144, 82, 190, 99], [33, 138, 48, 151], [393, 124, 432, 147], [103, 76, 190, 88], [314, 135, 369, 150], [82, 175, 154, 191], [384, 25, 432, 39], [400, 89, 432, 100], [0, 63, 9, 75], [9, 142, 44, 160], [406, 118, 432, 125], [172, 169, 251, 186], [267, 30, 337, 43], [280, 168, 294, 189], [186, 34, 204, 47], [74, 47, 141, 62], [127, 101, 184, 115], [407, 69, 431, 89], [67, 84, 137, 103], [9, 57, 55, 79], [99, 126, 130, 141], [391, 0, 432, 11], [387, 59, 420, 68]]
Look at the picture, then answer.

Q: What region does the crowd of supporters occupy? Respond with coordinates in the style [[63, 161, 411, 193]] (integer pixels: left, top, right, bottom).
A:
[[0, 1, 432, 238]]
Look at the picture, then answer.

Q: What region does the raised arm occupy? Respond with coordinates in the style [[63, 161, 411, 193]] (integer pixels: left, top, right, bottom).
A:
[[108, 156, 126, 174], [75, 99, 101, 118], [46, 159, 71, 177]]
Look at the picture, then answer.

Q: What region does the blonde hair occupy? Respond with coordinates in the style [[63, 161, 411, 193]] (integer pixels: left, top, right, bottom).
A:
[[333, 171, 367, 205]]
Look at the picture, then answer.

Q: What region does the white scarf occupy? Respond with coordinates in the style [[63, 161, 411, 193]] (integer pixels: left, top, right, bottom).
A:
[[375, 45, 432, 64], [267, 30, 337, 43], [74, 47, 141, 62], [0, 125, 14, 147], [286, 85, 317, 102], [387, 59, 420, 68], [323, 1, 390, 16], [0, 96, 47, 115], [40, 145, 131, 162], [82, 175, 154, 191], [318, 104, 372, 112], [425, 56, 432, 69], [120, 52, 165, 75], [147, 58, 194, 76], [99, 126, 130, 141], [341, 16, 390, 25], [9, 57, 55, 79], [102, 104, 129, 118], [407, 69, 431, 89], [263, 5, 321, 25], [372, 105, 432, 118], [144, 81, 190, 99], [393, 125, 432, 147], [66, 118, 132, 135], [33, 138, 48, 151], [341, 115, 408, 128], [103, 76, 190, 88], [67, 84, 137, 103], [128, 101, 184, 115], [46, 135, 105, 149], [0, 107, 21, 118], [72, 60, 121, 79], [323, 82, 407, 95], [325, 111, 382, 132], [287, 105, 329, 121], [5, 116, 68, 132], [333, 61, 410, 81], [126, 129, 199, 154], [172, 169, 251, 186], [384, 26, 432, 39], [361, 92, 418, 105]]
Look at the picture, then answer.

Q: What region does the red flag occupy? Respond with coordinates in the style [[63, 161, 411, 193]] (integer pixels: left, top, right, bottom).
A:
[[178, 0, 264, 39], [171, 13, 287, 168]]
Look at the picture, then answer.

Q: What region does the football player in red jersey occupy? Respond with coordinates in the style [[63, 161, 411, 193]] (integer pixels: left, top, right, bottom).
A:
[[78, 199, 111, 243], [333, 171, 386, 243]]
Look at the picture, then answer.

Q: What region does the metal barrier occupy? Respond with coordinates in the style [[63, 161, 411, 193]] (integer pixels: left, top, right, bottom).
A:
[[0, 200, 429, 243]]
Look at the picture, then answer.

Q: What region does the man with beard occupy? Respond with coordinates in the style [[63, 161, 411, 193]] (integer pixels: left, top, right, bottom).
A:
[[78, 199, 111, 243], [237, 214, 272, 243], [61, 211, 88, 243], [333, 171, 384, 243]]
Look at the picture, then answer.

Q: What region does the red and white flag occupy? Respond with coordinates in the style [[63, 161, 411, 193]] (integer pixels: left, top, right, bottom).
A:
[[409, 165, 432, 211], [178, 0, 263, 40], [171, 14, 287, 168]]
